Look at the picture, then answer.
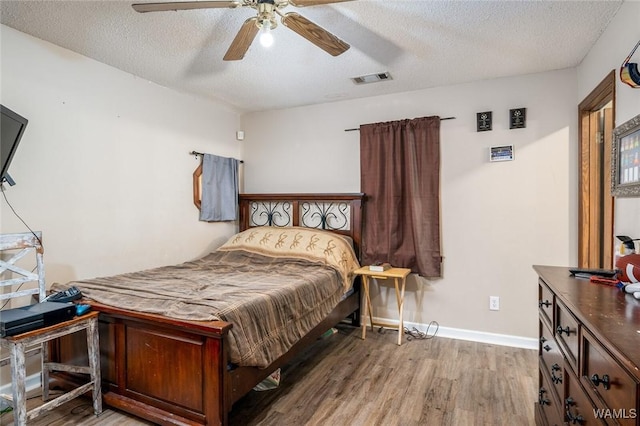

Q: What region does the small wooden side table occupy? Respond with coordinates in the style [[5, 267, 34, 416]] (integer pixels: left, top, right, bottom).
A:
[[353, 265, 411, 345]]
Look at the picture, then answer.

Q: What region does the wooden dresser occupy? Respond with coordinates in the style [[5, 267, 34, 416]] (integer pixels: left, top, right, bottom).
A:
[[534, 265, 640, 426]]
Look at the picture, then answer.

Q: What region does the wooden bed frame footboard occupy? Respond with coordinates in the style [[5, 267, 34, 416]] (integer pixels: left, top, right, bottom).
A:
[[50, 193, 364, 426], [62, 290, 359, 426]]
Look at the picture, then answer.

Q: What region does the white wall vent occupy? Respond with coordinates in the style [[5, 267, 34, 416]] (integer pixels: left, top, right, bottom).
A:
[[351, 72, 393, 85]]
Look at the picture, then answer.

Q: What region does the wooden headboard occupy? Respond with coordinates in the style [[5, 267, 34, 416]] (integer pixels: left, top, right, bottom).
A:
[[238, 193, 364, 258]]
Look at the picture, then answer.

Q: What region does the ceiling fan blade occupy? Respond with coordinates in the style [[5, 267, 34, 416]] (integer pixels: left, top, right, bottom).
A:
[[223, 17, 259, 61], [281, 12, 350, 57], [289, 0, 354, 6], [132, 1, 240, 13]]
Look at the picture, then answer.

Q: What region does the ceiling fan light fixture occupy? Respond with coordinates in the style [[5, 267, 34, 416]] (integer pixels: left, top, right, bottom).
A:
[[256, 1, 277, 48], [259, 20, 274, 47], [134, 0, 353, 60]]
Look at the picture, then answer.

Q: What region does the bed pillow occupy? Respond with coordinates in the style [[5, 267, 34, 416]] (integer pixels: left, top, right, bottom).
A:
[[217, 226, 360, 291]]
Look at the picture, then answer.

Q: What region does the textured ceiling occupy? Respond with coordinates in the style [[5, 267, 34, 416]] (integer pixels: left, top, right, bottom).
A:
[[0, 0, 623, 113]]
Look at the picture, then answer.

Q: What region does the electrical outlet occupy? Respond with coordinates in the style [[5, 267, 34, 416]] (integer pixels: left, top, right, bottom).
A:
[[489, 296, 500, 311]]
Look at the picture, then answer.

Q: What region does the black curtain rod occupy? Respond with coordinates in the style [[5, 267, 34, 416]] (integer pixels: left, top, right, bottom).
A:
[[344, 116, 456, 132], [190, 151, 244, 163]]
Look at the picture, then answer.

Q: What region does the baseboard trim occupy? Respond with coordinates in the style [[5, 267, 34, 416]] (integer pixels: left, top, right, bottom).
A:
[[371, 316, 538, 350]]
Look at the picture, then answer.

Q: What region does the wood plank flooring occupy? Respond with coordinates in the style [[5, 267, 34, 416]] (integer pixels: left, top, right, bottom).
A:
[[0, 324, 537, 425]]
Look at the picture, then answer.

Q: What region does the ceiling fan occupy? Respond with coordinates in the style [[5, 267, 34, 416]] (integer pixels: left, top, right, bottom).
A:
[[132, 0, 352, 61]]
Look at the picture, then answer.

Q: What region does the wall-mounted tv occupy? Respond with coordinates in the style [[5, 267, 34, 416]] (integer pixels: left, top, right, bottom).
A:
[[1, 105, 29, 186]]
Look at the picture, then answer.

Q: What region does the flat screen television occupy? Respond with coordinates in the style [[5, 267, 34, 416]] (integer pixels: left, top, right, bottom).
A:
[[1, 105, 29, 186]]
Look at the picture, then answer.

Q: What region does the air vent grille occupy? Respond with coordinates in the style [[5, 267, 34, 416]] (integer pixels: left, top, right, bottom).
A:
[[351, 72, 393, 85]]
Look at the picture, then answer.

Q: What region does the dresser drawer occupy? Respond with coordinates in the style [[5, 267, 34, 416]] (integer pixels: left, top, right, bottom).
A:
[[538, 368, 564, 426], [565, 366, 606, 425], [540, 320, 564, 401], [538, 280, 553, 327], [581, 330, 639, 425], [538, 280, 554, 327], [555, 300, 580, 370]]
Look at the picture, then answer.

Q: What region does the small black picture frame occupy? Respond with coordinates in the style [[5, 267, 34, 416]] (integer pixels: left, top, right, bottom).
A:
[[509, 108, 526, 129], [476, 111, 492, 132]]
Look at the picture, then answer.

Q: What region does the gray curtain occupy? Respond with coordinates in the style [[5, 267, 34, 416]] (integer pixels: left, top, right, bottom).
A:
[[360, 116, 442, 277], [199, 154, 239, 222]]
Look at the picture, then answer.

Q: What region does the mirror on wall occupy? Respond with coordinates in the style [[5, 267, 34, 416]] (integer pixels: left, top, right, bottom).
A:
[[193, 163, 202, 210], [611, 113, 640, 197]]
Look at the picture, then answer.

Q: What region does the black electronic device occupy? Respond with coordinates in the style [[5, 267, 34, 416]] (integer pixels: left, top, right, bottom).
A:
[[0, 302, 75, 337], [0, 308, 43, 337], [568, 267, 618, 279], [0, 104, 29, 186], [45, 286, 83, 303]]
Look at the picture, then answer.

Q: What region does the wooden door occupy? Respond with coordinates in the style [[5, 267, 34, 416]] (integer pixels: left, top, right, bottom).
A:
[[578, 71, 615, 268]]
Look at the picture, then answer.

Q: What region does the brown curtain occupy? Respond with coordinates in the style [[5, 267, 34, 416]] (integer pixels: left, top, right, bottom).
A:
[[360, 116, 441, 277]]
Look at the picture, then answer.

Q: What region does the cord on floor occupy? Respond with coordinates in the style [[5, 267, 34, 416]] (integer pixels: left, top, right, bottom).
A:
[[375, 320, 439, 340]]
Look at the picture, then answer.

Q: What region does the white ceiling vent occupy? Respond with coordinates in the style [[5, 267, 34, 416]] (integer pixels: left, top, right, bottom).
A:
[[351, 72, 393, 85]]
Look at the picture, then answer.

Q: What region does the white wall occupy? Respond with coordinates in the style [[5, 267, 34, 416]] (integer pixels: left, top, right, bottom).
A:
[[0, 25, 242, 285], [242, 68, 577, 340], [0, 25, 244, 393], [577, 0, 640, 245]]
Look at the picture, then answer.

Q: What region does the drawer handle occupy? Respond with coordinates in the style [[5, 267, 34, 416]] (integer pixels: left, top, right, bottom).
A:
[[556, 325, 573, 336], [565, 398, 585, 425], [590, 373, 610, 390], [538, 388, 550, 406], [538, 300, 551, 308], [551, 363, 562, 384], [543, 344, 552, 352]]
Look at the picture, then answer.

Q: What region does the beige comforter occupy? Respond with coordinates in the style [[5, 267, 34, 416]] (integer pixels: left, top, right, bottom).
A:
[[53, 227, 360, 368]]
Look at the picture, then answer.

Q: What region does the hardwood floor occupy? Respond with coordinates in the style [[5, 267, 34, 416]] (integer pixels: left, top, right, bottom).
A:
[[0, 324, 537, 425], [230, 324, 537, 426]]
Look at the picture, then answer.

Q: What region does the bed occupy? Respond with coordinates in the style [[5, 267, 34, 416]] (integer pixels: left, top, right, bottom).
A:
[[49, 193, 364, 426]]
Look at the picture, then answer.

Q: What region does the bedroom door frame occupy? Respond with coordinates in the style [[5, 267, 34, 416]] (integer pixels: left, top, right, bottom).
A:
[[578, 70, 615, 268]]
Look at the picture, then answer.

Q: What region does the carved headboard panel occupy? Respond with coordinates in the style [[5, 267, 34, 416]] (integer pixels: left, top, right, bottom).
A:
[[238, 193, 364, 259]]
